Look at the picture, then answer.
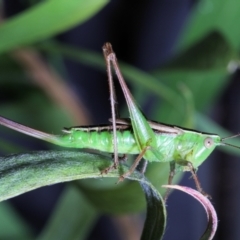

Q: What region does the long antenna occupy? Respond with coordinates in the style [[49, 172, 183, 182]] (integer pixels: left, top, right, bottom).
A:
[[221, 133, 240, 149], [222, 142, 240, 150], [222, 133, 240, 141]]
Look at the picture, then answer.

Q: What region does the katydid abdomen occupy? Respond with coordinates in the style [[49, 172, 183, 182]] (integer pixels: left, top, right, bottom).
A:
[[60, 126, 140, 154]]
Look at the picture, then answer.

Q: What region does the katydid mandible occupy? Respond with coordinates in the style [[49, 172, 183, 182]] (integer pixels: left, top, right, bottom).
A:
[[0, 43, 239, 197]]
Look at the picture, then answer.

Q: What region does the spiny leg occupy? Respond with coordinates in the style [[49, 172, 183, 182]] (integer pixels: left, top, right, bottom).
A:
[[102, 42, 142, 176], [164, 161, 176, 202], [102, 43, 120, 173]]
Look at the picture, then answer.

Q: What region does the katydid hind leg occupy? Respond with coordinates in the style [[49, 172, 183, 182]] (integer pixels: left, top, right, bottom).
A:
[[102, 43, 120, 172], [102, 43, 160, 180], [103, 43, 159, 165]]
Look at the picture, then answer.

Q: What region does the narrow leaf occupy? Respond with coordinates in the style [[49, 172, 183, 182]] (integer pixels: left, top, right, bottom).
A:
[[0, 0, 108, 54], [163, 185, 218, 240], [0, 150, 167, 239], [140, 182, 166, 240]]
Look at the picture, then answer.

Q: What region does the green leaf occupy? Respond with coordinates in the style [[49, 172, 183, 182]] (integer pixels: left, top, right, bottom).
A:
[[140, 182, 166, 240], [0, 150, 112, 201], [179, 0, 240, 50], [154, 31, 235, 113], [154, 69, 229, 112], [0, 0, 108, 54], [162, 31, 236, 70], [75, 161, 170, 214], [0, 202, 32, 239], [0, 150, 166, 239]]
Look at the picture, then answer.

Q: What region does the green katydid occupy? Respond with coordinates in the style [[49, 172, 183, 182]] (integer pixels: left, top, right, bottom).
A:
[[0, 43, 239, 198]]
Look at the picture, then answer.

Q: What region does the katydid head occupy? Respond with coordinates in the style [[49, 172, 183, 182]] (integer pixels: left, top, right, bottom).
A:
[[190, 134, 221, 169], [175, 131, 222, 171], [189, 132, 240, 170]]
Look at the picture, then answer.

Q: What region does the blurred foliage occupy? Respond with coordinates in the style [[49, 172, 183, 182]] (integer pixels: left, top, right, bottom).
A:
[[0, 0, 240, 239]]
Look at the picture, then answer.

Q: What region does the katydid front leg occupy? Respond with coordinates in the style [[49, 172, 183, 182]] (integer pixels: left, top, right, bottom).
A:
[[102, 43, 163, 181], [164, 160, 210, 201]]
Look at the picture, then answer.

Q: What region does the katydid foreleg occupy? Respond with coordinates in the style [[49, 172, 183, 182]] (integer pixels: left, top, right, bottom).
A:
[[165, 161, 208, 200]]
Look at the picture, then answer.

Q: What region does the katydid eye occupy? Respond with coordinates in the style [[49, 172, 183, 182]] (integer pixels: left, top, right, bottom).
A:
[[204, 137, 214, 148]]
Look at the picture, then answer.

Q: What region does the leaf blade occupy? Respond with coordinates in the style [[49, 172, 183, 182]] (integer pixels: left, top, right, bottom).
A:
[[0, 150, 167, 239], [163, 185, 218, 240], [0, 0, 108, 54]]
